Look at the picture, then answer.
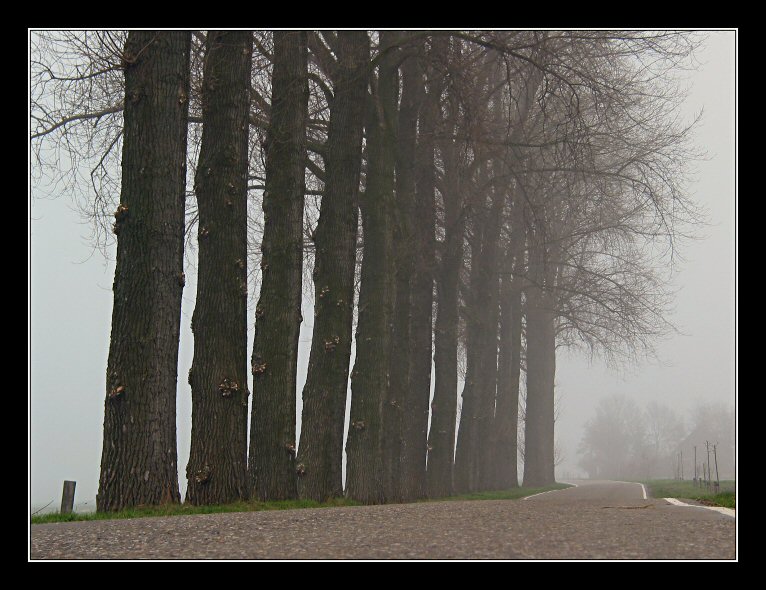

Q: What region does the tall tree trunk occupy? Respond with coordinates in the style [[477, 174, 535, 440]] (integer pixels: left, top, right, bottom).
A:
[[250, 31, 308, 501], [346, 31, 399, 504], [427, 53, 463, 497], [453, 189, 486, 494], [491, 224, 524, 490], [454, 161, 504, 493], [477, 260, 501, 491], [297, 32, 370, 502], [475, 144, 508, 491], [402, 54, 435, 502], [97, 31, 190, 512], [385, 52, 420, 503], [522, 234, 556, 487], [186, 31, 252, 505]]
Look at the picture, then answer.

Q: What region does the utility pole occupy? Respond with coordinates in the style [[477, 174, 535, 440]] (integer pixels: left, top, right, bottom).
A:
[[713, 444, 720, 493], [680, 450, 683, 480], [693, 445, 697, 486], [705, 441, 712, 492]]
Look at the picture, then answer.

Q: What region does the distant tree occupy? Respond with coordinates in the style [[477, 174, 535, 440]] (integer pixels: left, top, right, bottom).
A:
[[96, 31, 191, 511], [644, 401, 686, 479], [491, 219, 525, 489], [578, 395, 647, 480]]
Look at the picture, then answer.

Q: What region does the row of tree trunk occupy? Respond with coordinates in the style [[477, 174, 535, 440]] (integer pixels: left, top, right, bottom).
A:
[[97, 30, 557, 511]]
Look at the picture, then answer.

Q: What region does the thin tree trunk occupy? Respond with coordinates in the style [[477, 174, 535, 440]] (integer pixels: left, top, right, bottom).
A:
[[97, 31, 190, 512], [297, 32, 370, 502], [491, 225, 524, 490], [453, 188, 486, 494], [250, 31, 308, 501], [186, 31, 252, 505], [477, 261, 501, 491], [346, 31, 399, 504]]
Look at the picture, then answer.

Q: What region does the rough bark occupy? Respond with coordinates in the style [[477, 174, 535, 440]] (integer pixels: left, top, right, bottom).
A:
[[250, 31, 308, 501], [401, 53, 435, 502], [97, 31, 190, 512], [346, 31, 399, 504], [297, 32, 370, 502], [426, 53, 463, 498], [385, 53, 421, 503], [186, 31, 252, 505]]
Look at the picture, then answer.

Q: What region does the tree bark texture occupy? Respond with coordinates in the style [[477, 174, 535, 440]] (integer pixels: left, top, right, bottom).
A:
[[97, 31, 191, 512], [401, 52, 436, 502], [427, 49, 463, 497], [297, 32, 370, 502], [185, 31, 252, 506], [250, 31, 308, 501], [385, 52, 424, 502], [346, 31, 400, 504]]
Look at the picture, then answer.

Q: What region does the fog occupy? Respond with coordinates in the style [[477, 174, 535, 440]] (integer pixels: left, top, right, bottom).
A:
[[29, 31, 735, 512]]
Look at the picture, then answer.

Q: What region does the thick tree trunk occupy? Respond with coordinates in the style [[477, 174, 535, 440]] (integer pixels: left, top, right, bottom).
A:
[[186, 31, 252, 505], [401, 131, 435, 497], [454, 168, 504, 493], [346, 31, 399, 504], [522, 237, 557, 487], [397, 52, 436, 503], [385, 53, 421, 503], [297, 32, 370, 502], [426, 87, 462, 499], [250, 31, 308, 501], [97, 31, 190, 512]]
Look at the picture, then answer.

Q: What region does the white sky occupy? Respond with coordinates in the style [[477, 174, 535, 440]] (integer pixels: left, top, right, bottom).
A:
[[28, 31, 736, 510]]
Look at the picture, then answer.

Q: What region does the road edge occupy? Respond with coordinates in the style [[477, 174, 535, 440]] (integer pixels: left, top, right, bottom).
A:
[[663, 497, 736, 518]]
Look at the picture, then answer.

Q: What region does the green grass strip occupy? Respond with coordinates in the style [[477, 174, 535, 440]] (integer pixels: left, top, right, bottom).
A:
[[643, 479, 735, 509], [32, 483, 572, 524]]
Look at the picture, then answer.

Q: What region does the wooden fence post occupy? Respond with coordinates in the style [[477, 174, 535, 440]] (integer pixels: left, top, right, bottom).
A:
[[61, 480, 76, 514]]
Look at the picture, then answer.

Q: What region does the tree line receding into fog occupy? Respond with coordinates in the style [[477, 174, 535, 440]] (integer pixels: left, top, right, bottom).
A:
[[30, 30, 704, 511]]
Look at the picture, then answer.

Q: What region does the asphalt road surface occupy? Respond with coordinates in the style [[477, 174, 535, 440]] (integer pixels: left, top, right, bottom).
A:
[[30, 479, 735, 560]]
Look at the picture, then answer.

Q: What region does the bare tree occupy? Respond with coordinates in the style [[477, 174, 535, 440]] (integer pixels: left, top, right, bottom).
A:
[[250, 31, 309, 501], [96, 31, 191, 511], [185, 31, 252, 506], [297, 31, 370, 502]]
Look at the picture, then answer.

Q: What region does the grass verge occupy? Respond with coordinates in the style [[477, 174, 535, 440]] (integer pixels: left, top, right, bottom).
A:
[[643, 479, 735, 509], [31, 483, 571, 524]]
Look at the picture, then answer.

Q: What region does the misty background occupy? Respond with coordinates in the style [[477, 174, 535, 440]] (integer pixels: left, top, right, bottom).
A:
[[29, 30, 735, 512]]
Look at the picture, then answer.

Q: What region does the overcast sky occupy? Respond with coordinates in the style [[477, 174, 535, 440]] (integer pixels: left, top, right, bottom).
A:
[[29, 30, 736, 511]]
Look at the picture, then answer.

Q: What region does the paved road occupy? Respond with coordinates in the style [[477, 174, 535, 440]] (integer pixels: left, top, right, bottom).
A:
[[30, 480, 735, 560]]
